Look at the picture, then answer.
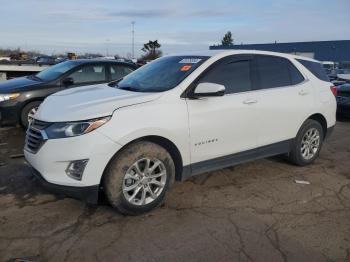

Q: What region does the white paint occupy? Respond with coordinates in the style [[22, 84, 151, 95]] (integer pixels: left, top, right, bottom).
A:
[[25, 50, 337, 188]]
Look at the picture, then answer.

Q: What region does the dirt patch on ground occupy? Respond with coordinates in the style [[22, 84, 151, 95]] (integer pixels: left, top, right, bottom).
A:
[[0, 121, 349, 261]]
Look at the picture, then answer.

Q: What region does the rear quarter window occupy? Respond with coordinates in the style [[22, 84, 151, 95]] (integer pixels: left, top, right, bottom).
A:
[[296, 59, 330, 82]]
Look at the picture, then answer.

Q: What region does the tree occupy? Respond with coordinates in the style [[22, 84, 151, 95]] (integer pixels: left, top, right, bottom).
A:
[[141, 40, 162, 60], [221, 31, 234, 46]]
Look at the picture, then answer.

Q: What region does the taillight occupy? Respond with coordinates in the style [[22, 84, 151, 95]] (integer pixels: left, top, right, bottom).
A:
[[330, 86, 337, 97]]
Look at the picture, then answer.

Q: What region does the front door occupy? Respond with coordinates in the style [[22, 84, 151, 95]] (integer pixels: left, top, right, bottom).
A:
[[186, 55, 259, 169]]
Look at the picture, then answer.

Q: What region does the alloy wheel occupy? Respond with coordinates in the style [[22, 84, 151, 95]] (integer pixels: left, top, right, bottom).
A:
[[122, 158, 167, 206], [300, 127, 320, 160], [27, 106, 39, 124]]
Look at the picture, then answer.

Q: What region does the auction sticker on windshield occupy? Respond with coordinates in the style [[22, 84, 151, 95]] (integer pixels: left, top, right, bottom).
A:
[[179, 58, 202, 64], [181, 65, 192, 71]]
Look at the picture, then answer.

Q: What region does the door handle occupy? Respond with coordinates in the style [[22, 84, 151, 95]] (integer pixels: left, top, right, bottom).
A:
[[243, 99, 258, 105], [299, 90, 309, 96]]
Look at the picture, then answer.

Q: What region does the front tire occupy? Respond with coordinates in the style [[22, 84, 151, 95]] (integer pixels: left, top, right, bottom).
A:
[[20, 101, 42, 129], [288, 119, 324, 166], [103, 141, 175, 215]]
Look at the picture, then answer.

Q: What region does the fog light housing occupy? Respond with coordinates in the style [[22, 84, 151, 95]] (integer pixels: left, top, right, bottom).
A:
[[65, 159, 89, 180]]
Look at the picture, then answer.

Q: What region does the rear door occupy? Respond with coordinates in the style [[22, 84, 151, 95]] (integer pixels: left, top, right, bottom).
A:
[[251, 55, 313, 147], [186, 55, 259, 165]]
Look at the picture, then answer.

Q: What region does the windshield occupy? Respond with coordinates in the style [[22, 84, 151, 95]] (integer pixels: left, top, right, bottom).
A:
[[35, 61, 77, 81], [115, 55, 209, 92]]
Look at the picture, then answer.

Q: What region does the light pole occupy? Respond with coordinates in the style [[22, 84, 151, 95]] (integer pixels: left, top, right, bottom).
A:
[[106, 39, 110, 56], [131, 21, 135, 59]]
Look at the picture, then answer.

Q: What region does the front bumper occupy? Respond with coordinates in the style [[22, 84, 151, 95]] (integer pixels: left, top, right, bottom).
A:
[[24, 129, 122, 194], [0, 101, 20, 126], [30, 166, 99, 204]]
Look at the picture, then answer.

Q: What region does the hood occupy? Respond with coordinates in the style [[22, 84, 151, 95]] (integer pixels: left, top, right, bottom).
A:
[[35, 84, 162, 122], [0, 76, 41, 93]]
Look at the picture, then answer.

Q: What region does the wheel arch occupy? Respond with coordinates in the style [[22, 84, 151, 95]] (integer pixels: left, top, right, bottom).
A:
[[18, 99, 44, 125], [19, 98, 44, 113], [305, 113, 328, 138], [101, 135, 184, 185]]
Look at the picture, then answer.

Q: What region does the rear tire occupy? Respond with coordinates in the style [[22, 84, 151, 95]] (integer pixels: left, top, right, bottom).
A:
[[288, 119, 324, 166], [103, 141, 175, 215], [20, 101, 42, 129]]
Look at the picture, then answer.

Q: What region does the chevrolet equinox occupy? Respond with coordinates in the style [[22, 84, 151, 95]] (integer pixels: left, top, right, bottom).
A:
[[24, 50, 337, 215]]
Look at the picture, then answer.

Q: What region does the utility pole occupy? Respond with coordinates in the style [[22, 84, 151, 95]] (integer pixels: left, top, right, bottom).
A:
[[131, 21, 135, 59], [106, 39, 110, 56]]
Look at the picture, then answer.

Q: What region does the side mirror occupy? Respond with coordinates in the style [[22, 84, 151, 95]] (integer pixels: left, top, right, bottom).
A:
[[62, 77, 74, 87], [192, 82, 225, 97]]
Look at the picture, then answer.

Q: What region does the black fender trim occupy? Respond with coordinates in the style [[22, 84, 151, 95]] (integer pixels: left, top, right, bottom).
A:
[[181, 139, 293, 181], [325, 125, 335, 140]]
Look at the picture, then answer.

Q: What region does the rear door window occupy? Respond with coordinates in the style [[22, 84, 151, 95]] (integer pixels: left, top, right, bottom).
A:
[[296, 59, 329, 82], [110, 65, 134, 81], [198, 56, 252, 94], [252, 55, 305, 90], [253, 55, 291, 89]]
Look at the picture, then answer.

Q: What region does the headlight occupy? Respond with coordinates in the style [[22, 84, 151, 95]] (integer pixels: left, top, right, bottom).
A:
[[0, 93, 20, 102], [45, 116, 111, 139]]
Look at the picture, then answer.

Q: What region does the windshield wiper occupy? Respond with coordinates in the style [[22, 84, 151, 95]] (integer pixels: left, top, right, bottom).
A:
[[108, 78, 124, 87], [118, 86, 139, 92]]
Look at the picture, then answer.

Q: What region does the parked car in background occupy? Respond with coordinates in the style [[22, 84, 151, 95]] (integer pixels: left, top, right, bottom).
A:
[[0, 57, 11, 62], [336, 83, 350, 117], [322, 61, 337, 81], [24, 50, 336, 215], [322, 61, 335, 74], [36, 56, 57, 66], [67, 52, 77, 60], [9, 52, 28, 61], [0, 59, 137, 128], [339, 61, 350, 70]]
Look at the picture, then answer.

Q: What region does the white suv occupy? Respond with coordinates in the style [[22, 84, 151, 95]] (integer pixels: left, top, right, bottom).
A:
[[24, 50, 337, 215]]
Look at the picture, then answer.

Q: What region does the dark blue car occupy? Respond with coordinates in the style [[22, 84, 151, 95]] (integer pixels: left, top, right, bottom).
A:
[[0, 59, 136, 128], [336, 83, 350, 118]]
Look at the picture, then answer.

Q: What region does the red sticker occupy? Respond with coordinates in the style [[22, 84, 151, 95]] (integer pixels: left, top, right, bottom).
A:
[[181, 65, 192, 72]]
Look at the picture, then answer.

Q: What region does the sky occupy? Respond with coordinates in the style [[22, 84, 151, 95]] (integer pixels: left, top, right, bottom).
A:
[[0, 0, 349, 57]]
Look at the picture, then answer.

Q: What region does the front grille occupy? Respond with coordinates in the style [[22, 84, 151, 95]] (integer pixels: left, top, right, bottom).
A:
[[25, 119, 50, 154]]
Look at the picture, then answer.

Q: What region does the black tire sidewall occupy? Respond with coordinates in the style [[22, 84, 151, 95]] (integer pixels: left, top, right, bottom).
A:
[[103, 141, 175, 215], [293, 120, 324, 165], [20, 101, 41, 128]]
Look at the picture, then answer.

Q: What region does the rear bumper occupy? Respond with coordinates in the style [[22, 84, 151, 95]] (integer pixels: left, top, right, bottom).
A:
[[30, 166, 99, 204]]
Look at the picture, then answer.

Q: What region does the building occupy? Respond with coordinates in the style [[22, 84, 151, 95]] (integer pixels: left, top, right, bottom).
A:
[[209, 40, 350, 62]]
